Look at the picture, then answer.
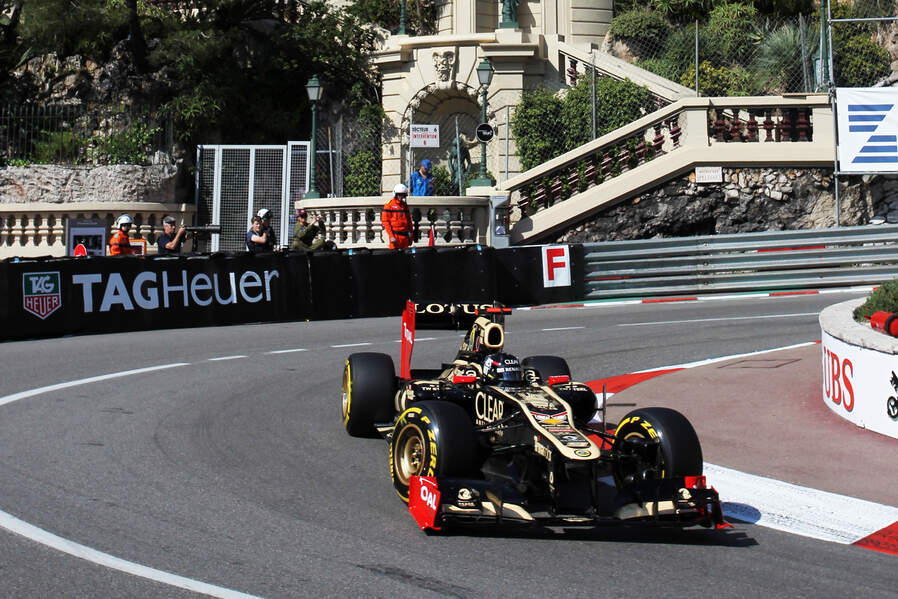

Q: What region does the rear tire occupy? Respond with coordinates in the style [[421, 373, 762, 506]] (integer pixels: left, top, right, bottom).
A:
[[521, 355, 571, 383], [612, 407, 703, 487], [342, 353, 397, 437], [390, 401, 475, 502]]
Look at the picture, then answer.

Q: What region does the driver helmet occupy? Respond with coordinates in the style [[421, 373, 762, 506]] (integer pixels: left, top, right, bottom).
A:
[[481, 353, 523, 384]]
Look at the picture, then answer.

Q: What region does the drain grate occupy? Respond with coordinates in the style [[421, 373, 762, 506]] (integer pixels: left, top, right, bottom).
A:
[[718, 358, 802, 369]]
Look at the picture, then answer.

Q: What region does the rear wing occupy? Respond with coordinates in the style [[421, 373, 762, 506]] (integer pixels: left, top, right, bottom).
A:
[[400, 301, 510, 381]]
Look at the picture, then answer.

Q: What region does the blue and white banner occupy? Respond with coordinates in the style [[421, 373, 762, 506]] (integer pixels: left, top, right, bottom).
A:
[[836, 88, 898, 173]]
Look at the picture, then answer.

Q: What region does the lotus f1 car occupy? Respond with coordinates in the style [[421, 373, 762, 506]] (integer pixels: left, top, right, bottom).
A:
[[341, 301, 727, 532]]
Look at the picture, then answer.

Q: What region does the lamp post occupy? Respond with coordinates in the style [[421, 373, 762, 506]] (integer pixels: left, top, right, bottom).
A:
[[305, 75, 322, 199], [398, 0, 407, 35], [471, 58, 494, 188]]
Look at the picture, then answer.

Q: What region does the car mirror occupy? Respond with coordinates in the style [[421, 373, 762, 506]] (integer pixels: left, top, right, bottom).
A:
[[547, 375, 570, 385], [452, 374, 477, 384]]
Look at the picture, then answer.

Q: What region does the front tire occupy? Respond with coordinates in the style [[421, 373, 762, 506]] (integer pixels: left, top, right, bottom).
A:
[[342, 353, 397, 437], [612, 407, 703, 487], [390, 401, 475, 502]]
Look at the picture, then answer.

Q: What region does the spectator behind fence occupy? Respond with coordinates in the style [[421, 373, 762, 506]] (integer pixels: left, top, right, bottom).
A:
[[382, 183, 413, 249], [257, 208, 278, 251], [108, 214, 139, 256], [246, 215, 269, 253], [157, 216, 187, 255], [409, 158, 434, 196], [292, 208, 329, 251]]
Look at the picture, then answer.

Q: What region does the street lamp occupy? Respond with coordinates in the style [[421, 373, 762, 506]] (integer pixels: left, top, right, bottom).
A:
[[305, 74, 322, 199], [471, 58, 494, 187]]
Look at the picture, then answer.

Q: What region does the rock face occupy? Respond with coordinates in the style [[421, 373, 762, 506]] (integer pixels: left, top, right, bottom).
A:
[[552, 168, 898, 243], [0, 164, 180, 204]]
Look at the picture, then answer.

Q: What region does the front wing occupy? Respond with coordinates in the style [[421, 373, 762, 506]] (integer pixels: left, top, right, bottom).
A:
[[408, 474, 729, 532]]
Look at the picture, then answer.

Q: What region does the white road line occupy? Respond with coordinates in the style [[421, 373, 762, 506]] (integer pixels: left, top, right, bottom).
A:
[[542, 326, 585, 331], [393, 337, 437, 342], [207, 355, 247, 362], [0, 363, 189, 409], [0, 511, 262, 599], [619, 312, 819, 326], [267, 348, 307, 354], [706, 463, 898, 544], [0, 363, 261, 599], [331, 342, 371, 348]]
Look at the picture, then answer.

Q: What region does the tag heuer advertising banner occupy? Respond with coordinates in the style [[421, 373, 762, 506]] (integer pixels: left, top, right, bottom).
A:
[[836, 87, 898, 174], [2, 255, 310, 340]]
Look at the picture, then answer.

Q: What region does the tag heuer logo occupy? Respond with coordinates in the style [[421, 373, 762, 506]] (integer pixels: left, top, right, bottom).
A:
[[23, 271, 62, 319]]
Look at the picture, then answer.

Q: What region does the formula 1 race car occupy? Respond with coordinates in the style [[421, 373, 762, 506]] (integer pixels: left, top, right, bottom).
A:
[[340, 301, 727, 532]]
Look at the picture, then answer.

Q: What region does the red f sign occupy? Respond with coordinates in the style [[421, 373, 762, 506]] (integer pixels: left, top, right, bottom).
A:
[[542, 245, 571, 288]]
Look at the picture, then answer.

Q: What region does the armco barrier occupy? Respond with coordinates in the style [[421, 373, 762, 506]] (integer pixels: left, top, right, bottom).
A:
[[1, 244, 583, 341]]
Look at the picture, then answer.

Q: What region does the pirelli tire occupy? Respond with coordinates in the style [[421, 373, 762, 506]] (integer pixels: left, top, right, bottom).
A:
[[390, 401, 476, 503], [342, 353, 397, 438], [521, 355, 571, 383], [612, 407, 703, 487]]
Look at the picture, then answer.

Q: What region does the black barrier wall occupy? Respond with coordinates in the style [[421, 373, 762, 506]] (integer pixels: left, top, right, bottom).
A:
[[1, 244, 585, 340]]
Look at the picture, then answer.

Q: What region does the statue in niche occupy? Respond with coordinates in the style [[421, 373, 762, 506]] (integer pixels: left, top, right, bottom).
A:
[[447, 134, 478, 194], [500, 0, 520, 28], [433, 51, 455, 82]]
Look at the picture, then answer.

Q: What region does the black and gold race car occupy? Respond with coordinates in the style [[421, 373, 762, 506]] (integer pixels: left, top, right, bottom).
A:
[[341, 301, 727, 532]]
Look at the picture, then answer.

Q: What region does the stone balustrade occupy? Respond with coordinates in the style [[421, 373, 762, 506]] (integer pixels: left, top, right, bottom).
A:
[[0, 202, 196, 258], [498, 94, 834, 244], [295, 196, 491, 249]]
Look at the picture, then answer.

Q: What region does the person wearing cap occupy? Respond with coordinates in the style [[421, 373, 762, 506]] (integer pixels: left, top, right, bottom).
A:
[[108, 214, 139, 256], [292, 208, 327, 251], [382, 183, 413, 249], [410, 158, 434, 196], [156, 216, 187, 255], [256, 208, 278, 251]]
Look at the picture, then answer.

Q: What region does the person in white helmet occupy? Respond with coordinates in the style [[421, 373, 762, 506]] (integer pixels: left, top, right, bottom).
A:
[[382, 183, 413, 249], [108, 214, 138, 256]]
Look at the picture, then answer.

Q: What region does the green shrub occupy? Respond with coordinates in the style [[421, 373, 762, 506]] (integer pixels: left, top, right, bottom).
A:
[[854, 280, 898, 323], [89, 121, 161, 165], [33, 130, 84, 164], [635, 57, 683, 82], [431, 165, 453, 195], [704, 2, 759, 67], [680, 60, 755, 96], [835, 35, 891, 88], [511, 87, 565, 171], [754, 22, 819, 93], [609, 10, 670, 57], [344, 149, 381, 196]]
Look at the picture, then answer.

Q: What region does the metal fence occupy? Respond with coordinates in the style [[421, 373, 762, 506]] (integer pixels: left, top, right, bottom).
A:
[[0, 104, 174, 166], [583, 224, 898, 299]]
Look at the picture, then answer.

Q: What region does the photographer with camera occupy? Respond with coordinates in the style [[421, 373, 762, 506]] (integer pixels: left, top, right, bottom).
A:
[[292, 208, 332, 251], [157, 216, 188, 255]]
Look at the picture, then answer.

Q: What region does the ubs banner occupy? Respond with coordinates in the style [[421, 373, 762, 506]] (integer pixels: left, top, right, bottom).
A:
[[821, 330, 898, 440], [3, 254, 310, 340]]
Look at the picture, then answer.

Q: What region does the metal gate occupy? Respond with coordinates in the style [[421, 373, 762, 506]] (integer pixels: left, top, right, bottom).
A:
[[195, 142, 310, 252]]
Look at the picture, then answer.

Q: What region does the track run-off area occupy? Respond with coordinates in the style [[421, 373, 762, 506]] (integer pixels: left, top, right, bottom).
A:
[[0, 289, 896, 598]]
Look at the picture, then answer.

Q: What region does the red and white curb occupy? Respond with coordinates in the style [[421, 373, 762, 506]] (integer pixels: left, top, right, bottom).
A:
[[518, 285, 876, 310], [586, 342, 898, 556]]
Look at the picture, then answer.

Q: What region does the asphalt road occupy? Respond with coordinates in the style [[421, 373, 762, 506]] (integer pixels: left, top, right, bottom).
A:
[[1, 289, 896, 598]]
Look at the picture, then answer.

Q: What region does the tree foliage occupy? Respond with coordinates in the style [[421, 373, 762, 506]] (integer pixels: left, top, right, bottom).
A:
[[3, 0, 382, 150], [512, 78, 653, 171]]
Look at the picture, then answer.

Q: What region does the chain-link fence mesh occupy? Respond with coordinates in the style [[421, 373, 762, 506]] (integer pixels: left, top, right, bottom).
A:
[[0, 104, 173, 166], [606, 0, 896, 97]]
